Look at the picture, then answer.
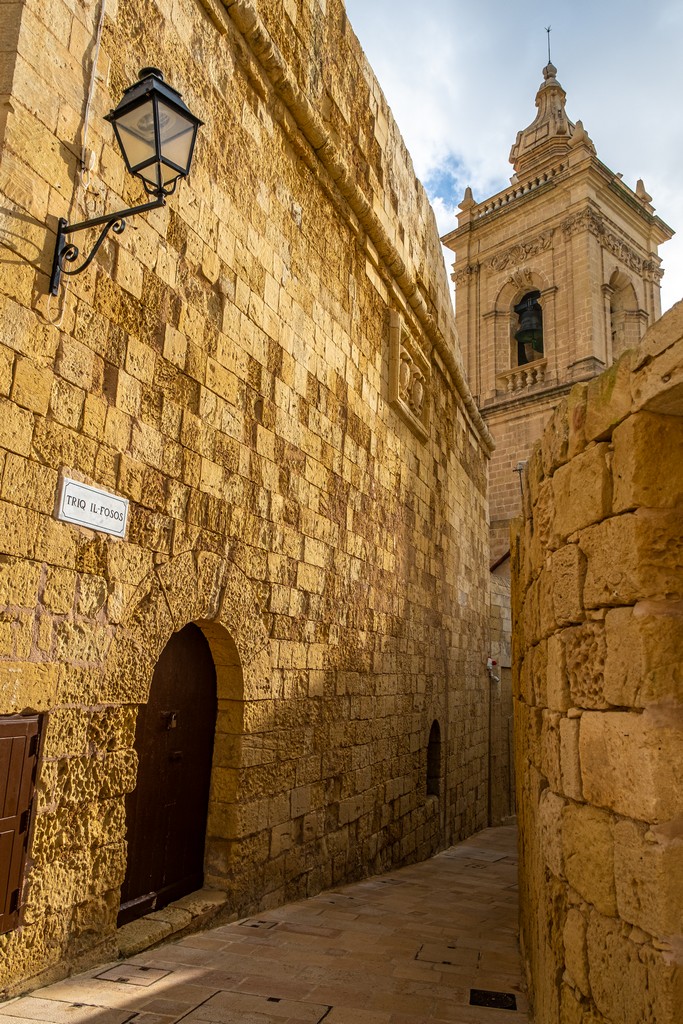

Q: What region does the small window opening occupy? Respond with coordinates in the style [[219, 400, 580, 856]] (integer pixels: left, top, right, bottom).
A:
[[427, 720, 441, 797], [514, 290, 543, 365]]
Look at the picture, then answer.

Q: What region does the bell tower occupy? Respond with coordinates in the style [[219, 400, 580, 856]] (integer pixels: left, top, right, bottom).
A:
[[442, 62, 674, 560]]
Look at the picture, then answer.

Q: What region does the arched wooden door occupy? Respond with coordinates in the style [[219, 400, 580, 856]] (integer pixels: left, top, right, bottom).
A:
[[118, 624, 217, 926]]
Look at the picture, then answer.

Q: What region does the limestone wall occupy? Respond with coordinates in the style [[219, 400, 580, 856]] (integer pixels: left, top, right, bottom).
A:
[[512, 303, 683, 1023], [0, 0, 493, 995]]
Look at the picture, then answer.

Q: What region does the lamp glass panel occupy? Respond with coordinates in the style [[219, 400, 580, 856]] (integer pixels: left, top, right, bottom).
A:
[[114, 100, 158, 170], [157, 103, 196, 174], [137, 163, 161, 188]]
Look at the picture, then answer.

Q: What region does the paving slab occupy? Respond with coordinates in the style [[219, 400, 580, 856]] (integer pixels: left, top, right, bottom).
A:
[[0, 824, 527, 1023]]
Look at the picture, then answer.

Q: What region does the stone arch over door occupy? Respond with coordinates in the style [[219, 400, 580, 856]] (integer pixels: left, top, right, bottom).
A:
[[101, 550, 273, 914]]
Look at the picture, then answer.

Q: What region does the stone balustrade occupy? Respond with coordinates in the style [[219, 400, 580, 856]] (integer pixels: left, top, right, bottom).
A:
[[496, 359, 547, 394]]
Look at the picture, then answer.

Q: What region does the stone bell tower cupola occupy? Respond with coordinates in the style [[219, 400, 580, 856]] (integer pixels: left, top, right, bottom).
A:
[[442, 63, 674, 561], [509, 62, 575, 179]]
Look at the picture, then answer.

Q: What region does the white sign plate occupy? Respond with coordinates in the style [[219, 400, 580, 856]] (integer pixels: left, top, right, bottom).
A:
[[57, 477, 129, 538]]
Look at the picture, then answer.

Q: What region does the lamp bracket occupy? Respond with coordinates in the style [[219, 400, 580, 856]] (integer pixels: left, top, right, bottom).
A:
[[49, 194, 166, 296]]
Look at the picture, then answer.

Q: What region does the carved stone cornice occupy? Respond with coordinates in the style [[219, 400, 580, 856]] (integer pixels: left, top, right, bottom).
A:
[[561, 209, 654, 277], [561, 208, 603, 239], [452, 263, 480, 285], [488, 230, 554, 273], [642, 259, 665, 282]]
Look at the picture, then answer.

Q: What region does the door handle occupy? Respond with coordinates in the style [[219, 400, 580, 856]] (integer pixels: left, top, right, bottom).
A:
[[162, 711, 178, 730]]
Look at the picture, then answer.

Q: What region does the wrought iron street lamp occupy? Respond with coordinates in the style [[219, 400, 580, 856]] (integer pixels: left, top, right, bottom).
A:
[[49, 68, 202, 296]]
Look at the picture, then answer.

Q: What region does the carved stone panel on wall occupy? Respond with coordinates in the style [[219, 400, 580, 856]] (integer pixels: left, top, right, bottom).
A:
[[388, 310, 430, 441]]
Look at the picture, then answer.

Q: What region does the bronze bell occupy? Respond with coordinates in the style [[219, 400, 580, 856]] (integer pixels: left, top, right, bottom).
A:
[[514, 291, 543, 351]]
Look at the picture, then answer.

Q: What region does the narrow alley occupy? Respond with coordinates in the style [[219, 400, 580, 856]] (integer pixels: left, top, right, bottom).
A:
[[0, 825, 527, 1024]]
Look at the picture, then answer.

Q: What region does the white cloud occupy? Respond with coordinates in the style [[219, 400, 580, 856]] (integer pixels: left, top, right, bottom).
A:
[[345, 0, 683, 311]]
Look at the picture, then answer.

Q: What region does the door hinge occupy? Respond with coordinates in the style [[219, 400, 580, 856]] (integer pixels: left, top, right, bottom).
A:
[[20, 804, 32, 836], [28, 732, 39, 758], [9, 889, 19, 914]]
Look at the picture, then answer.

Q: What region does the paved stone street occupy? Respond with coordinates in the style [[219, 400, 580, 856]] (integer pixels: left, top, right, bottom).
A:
[[1, 825, 527, 1024]]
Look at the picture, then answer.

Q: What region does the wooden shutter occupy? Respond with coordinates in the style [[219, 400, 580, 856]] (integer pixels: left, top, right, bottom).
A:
[[0, 716, 40, 934]]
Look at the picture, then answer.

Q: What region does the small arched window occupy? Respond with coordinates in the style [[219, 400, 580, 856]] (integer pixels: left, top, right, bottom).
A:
[[427, 720, 441, 797], [608, 270, 640, 360], [514, 290, 544, 366]]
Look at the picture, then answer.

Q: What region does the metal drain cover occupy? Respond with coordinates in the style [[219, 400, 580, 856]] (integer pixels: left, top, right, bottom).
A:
[[470, 989, 517, 1010], [97, 965, 171, 986], [239, 918, 278, 929]]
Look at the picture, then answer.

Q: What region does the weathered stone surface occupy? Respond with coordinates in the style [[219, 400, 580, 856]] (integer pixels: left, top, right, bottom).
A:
[[587, 910, 682, 1024], [550, 544, 586, 626], [583, 352, 635, 443], [563, 907, 590, 997], [604, 602, 683, 707], [559, 716, 582, 801], [542, 397, 570, 477], [579, 708, 683, 823], [580, 509, 683, 608], [0, 0, 498, 991], [0, 661, 59, 714], [546, 632, 571, 712], [612, 411, 683, 512], [514, 313, 683, 1024], [613, 818, 683, 937], [539, 788, 566, 877], [562, 802, 616, 915], [631, 302, 683, 416], [551, 444, 612, 543], [564, 623, 608, 710]]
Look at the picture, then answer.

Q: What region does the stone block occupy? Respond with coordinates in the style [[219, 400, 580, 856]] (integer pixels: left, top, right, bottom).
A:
[[534, 478, 554, 550], [564, 622, 608, 710], [539, 788, 566, 877], [587, 909, 683, 1024], [604, 602, 683, 707], [583, 351, 634, 442], [631, 307, 683, 418], [1, 454, 58, 516], [542, 396, 570, 476], [550, 544, 586, 626], [117, 917, 173, 958], [0, 557, 41, 607], [541, 710, 563, 792], [561, 802, 616, 915], [42, 707, 88, 758], [0, 660, 59, 714], [580, 707, 683, 822], [50, 377, 85, 429], [559, 716, 582, 801], [12, 356, 53, 415], [580, 509, 683, 608], [0, 395, 33, 455], [551, 444, 612, 543], [563, 908, 590, 997], [613, 818, 683, 937], [567, 382, 589, 460], [546, 632, 571, 711], [612, 411, 683, 512], [527, 639, 547, 707]]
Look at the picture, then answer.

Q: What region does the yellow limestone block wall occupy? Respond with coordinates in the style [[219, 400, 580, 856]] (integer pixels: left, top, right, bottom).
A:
[[512, 303, 683, 1024], [0, 0, 493, 994]]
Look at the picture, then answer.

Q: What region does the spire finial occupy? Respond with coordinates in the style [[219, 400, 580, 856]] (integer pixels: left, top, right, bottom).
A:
[[545, 26, 552, 64]]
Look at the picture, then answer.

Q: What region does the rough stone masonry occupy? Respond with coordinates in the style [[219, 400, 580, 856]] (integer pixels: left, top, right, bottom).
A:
[[0, 0, 496, 996], [512, 303, 683, 1024]]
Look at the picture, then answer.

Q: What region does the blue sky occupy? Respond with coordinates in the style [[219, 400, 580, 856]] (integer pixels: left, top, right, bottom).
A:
[[344, 0, 683, 311]]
